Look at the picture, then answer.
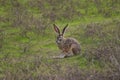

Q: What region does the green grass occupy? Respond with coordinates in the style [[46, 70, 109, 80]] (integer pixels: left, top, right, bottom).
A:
[[0, 18, 119, 79], [0, 0, 120, 79]]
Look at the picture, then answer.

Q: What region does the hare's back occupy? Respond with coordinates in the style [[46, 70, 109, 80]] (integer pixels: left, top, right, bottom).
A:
[[64, 38, 80, 48], [65, 38, 80, 44]]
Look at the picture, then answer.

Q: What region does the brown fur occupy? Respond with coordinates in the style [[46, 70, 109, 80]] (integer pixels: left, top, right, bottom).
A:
[[53, 24, 81, 58]]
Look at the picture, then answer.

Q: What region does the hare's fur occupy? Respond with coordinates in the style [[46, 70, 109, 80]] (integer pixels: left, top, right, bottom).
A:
[[53, 24, 81, 58]]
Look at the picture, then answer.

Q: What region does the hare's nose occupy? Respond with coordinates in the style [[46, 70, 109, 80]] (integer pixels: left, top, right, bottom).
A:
[[56, 40, 60, 44]]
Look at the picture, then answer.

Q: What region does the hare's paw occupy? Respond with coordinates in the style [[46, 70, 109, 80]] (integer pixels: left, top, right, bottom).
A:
[[65, 53, 74, 58], [52, 54, 66, 59]]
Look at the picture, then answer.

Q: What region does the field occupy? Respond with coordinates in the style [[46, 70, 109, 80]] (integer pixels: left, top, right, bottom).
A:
[[0, 0, 120, 80]]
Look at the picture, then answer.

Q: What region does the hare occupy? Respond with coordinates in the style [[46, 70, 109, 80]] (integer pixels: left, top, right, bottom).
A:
[[53, 24, 81, 58]]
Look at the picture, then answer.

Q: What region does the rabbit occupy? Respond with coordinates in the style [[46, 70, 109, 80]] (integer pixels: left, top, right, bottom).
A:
[[53, 24, 81, 58]]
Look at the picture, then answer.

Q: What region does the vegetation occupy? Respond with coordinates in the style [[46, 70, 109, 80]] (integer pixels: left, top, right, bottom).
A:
[[0, 0, 120, 80]]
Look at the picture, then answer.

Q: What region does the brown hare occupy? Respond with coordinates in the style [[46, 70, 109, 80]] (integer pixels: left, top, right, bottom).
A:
[[53, 24, 81, 58]]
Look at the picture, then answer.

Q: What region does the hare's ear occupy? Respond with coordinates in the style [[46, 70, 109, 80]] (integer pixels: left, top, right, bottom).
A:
[[62, 24, 68, 35], [53, 24, 60, 34]]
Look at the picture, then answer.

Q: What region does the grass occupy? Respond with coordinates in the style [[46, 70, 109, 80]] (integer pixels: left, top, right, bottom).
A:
[[0, 17, 120, 79], [0, 0, 120, 79]]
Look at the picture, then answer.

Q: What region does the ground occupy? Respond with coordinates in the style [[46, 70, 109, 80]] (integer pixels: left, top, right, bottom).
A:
[[0, 0, 120, 80]]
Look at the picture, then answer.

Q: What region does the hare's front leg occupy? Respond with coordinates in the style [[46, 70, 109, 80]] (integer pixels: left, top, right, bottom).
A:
[[52, 48, 73, 59], [65, 49, 74, 57], [56, 49, 74, 58], [52, 52, 66, 59], [66, 53, 74, 57]]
